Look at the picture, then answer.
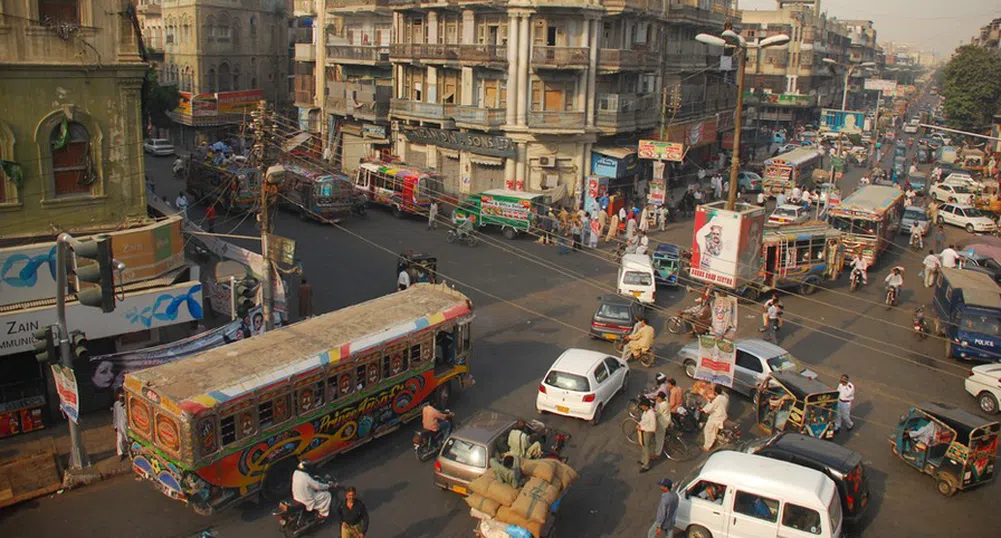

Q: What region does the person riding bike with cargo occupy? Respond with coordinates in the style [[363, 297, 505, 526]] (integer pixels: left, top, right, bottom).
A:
[[621, 317, 655, 362], [885, 266, 905, 303]]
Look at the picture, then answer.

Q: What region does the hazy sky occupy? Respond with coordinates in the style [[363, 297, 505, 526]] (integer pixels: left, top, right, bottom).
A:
[[739, 0, 1001, 56]]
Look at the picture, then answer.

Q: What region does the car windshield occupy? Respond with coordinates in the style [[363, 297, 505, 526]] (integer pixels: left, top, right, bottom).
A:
[[964, 207, 986, 218], [544, 370, 590, 392], [903, 209, 927, 221], [439, 437, 487, 468], [623, 271, 652, 286], [596, 303, 632, 321], [958, 313, 1001, 336], [773, 208, 798, 218], [767, 353, 798, 372]]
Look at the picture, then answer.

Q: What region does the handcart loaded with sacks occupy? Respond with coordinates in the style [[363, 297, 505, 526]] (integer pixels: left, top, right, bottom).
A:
[[465, 458, 578, 538]]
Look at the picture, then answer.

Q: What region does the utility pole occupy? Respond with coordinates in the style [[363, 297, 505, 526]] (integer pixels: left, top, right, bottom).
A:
[[726, 44, 747, 210], [55, 236, 88, 469], [252, 100, 276, 331]]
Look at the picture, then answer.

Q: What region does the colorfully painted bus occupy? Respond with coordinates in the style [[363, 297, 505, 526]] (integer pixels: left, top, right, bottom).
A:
[[826, 185, 905, 266], [186, 156, 259, 212], [353, 160, 445, 218], [124, 284, 474, 514], [763, 148, 824, 197], [279, 163, 357, 222]]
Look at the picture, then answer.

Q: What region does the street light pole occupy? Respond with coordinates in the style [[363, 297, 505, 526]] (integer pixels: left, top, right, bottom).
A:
[[55, 235, 89, 470], [726, 49, 747, 210]]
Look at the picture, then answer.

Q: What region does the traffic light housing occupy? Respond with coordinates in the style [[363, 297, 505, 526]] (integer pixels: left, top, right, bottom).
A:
[[74, 234, 117, 313], [69, 331, 88, 360], [234, 277, 258, 318], [32, 326, 57, 364]]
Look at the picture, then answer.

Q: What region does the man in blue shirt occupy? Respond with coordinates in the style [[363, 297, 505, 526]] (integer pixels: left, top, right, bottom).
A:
[[649, 478, 679, 537]]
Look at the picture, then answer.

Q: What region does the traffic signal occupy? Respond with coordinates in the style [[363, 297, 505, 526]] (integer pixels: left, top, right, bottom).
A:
[[69, 331, 88, 360], [234, 277, 258, 318], [74, 234, 117, 313], [32, 325, 58, 364]]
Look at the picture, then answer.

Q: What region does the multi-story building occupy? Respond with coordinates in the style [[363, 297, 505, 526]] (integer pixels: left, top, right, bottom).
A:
[[839, 19, 878, 109], [740, 0, 852, 129], [0, 1, 204, 434], [159, 0, 290, 146], [295, 0, 740, 200], [137, 0, 166, 65], [972, 18, 1001, 50]]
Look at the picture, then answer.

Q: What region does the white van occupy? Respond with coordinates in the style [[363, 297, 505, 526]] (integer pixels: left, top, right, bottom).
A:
[[617, 253, 655, 305], [675, 451, 843, 538]]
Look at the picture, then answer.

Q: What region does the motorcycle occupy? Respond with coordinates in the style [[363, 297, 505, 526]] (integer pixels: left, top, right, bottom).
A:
[[666, 302, 710, 336], [272, 474, 339, 538], [913, 306, 929, 339], [695, 414, 742, 450], [849, 268, 863, 292], [412, 412, 453, 462], [446, 228, 478, 247], [350, 198, 367, 217], [885, 285, 898, 308], [614, 340, 655, 368]]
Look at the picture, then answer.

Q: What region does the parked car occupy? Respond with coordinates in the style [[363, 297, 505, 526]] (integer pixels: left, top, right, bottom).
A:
[[930, 183, 975, 205], [143, 138, 175, 156], [736, 433, 870, 525], [589, 294, 644, 341], [965, 364, 1001, 414], [962, 253, 1001, 285], [680, 338, 816, 398], [943, 173, 982, 194], [901, 206, 930, 235], [433, 411, 565, 495], [736, 170, 764, 193], [536, 348, 629, 425], [768, 204, 809, 226], [935, 203, 996, 233]]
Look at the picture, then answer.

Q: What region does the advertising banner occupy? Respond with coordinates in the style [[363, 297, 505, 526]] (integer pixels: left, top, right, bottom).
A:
[[52, 364, 80, 423], [191, 94, 218, 117], [216, 90, 265, 115], [690, 202, 766, 288], [648, 180, 666, 206], [820, 109, 866, 134], [638, 140, 684, 162], [709, 294, 738, 338], [584, 176, 609, 216], [695, 335, 736, 388], [175, 91, 193, 115], [864, 79, 898, 96]]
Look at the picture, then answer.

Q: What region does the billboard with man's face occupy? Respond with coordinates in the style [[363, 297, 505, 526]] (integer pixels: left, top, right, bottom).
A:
[[820, 109, 867, 134], [689, 202, 766, 289]]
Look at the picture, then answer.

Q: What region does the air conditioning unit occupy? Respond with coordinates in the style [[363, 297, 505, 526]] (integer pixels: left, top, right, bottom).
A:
[[539, 156, 556, 168]]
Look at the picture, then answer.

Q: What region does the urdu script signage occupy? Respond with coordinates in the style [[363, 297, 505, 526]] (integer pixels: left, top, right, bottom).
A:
[[402, 127, 516, 158]]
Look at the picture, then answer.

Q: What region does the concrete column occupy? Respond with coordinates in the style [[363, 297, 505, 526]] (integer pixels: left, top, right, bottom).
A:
[[428, 11, 438, 44], [583, 141, 592, 177], [427, 66, 438, 103], [462, 10, 475, 45], [623, 20, 632, 49], [586, 19, 598, 127], [506, 13, 519, 126], [461, 67, 474, 106], [515, 142, 527, 190], [516, 15, 530, 126], [504, 154, 516, 189]]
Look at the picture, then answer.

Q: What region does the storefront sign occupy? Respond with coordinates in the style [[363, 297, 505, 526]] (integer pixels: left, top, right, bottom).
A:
[[0, 397, 46, 439], [0, 282, 203, 356], [266, 233, 297, 266], [638, 140, 685, 162], [363, 124, 387, 139], [590, 152, 637, 179], [695, 335, 736, 388], [584, 176, 609, 215], [191, 94, 218, 117], [402, 127, 516, 158], [864, 79, 898, 96], [0, 217, 185, 307], [716, 110, 736, 133], [52, 364, 80, 423], [216, 90, 265, 115]]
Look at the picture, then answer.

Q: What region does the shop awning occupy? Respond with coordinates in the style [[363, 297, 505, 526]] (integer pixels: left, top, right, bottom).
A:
[[439, 148, 460, 159], [592, 146, 637, 160], [470, 154, 504, 166]]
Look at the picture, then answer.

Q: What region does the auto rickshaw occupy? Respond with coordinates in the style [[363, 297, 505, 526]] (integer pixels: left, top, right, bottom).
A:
[[397, 250, 438, 285], [652, 243, 683, 287], [755, 370, 839, 440], [889, 402, 999, 496], [974, 179, 1001, 216]]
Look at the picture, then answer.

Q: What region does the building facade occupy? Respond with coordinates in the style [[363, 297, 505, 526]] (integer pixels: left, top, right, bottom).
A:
[[295, 0, 740, 201]]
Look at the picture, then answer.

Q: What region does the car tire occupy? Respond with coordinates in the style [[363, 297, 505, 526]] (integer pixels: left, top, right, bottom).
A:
[[686, 525, 713, 538], [684, 359, 697, 379], [978, 392, 1000, 415], [502, 227, 517, 240], [965, 223, 975, 233], [590, 404, 603, 426], [937, 215, 944, 224]]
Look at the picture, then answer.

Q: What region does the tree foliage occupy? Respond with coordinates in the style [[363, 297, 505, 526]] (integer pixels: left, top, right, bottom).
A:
[[142, 68, 181, 131], [941, 45, 1001, 131]]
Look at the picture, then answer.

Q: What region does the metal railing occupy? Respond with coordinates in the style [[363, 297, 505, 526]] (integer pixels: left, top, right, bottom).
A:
[[531, 46, 589, 68], [390, 43, 506, 63], [598, 48, 660, 69], [326, 45, 390, 63], [453, 106, 506, 128], [527, 110, 585, 129], [390, 99, 457, 121]]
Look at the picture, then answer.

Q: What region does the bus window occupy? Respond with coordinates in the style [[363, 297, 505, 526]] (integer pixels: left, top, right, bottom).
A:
[[238, 410, 256, 439], [436, 330, 456, 366], [220, 415, 238, 445], [367, 362, 381, 386], [410, 343, 423, 364], [383, 347, 409, 378], [259, 393, 291, 429], [298, 381, 325, 414], [329, 370, 353, 400]]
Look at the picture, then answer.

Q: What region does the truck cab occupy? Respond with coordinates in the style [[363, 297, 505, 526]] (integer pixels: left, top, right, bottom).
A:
[[933, 268, 1001, 362]]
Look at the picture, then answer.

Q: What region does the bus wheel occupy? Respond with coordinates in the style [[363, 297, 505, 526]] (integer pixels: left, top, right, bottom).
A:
[[502, 227, 517, 240], [261, 457, 299, 502], [799, 276, 820, 295], [435, 381, 452, 409]]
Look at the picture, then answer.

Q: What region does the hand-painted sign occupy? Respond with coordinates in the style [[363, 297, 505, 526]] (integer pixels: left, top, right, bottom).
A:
[[401, 127, 516, 158], [638, 140, 684, 162]]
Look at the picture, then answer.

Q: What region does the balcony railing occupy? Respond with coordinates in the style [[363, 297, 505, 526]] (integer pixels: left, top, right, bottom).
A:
[[390, 99, 457, 122], [598, 48, 660, 69], [527, 111, 586, 129], [453, 106, 506, 129], [390, 43, 506, 63], [326, 0, 392, 9], [326, 45, 390, 63], [531, 46, 589, 68], [295, 43, 315, 62], [604, 0, 666, 12]]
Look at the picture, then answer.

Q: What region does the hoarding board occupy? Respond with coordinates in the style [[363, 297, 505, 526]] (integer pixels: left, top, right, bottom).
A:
[[864, 79, 898, 96], [820, 109, 866, 134], [638, 140, 684, 162], [690, 202, 766, 289], [215, 90, 265, 115], [694, 335, 736, 388]]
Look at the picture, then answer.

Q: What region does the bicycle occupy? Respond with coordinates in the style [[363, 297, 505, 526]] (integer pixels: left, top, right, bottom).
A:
[[620, 416, 699, 462]]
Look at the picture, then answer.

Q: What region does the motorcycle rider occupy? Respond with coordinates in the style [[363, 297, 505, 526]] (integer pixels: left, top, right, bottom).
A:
[[850, 253, 869, 286], [172, 156, 185, 178], [909, 220, 924, 249], [884, 266, 904, 303], [291, 459, 333, 520], [455, 216, 475, 239], [645, 373, 670, 401], [758, 293, 783, 332], [621, 317, 655, 362], [421, 403, 452, 445]]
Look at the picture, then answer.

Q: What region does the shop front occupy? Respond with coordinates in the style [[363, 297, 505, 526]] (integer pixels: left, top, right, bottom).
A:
[[168, 90, 265, 150], [591, 146, 639, 198]]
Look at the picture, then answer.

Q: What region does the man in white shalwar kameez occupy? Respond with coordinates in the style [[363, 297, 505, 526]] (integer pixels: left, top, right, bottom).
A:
[[292, 460, 333, 518], [701, 385, 729, 451], [113, 392, 128, 459]]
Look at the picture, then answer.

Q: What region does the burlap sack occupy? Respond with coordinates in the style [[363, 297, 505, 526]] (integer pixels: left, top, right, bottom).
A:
[[469, 473, 519, 506], [496, 505, 545, 538], [520, 458, 557, 483], [464, 493, 501, 517], [509, 477, 557, 523], [552, 460, 579, 490]]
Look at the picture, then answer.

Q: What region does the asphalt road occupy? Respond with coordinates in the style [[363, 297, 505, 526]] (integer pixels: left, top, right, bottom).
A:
[[4, 108, 998, 538]]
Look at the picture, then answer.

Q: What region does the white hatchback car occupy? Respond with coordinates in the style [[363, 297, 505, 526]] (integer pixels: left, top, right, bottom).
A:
[[143, 138, 176, 156], [536, 348, 628, 425], [768, 204, 808, 226], [936, 203, 997, 233], [965, 363, 1001, 415]]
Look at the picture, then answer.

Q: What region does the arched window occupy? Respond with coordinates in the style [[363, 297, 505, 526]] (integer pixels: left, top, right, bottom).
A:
[[217, 13, 231, 43], [165, 16, 175, 45], [204, 16, 215, 43], [251, 77, 257, 88], [218, 63, 231, 92], [206, 68, 217, 93], [249, 16, 257, 41], [232, 65, 241, 91], [231, 18, 241, 47], [50, 121, 93, 196], [38, 0, 80, 25], [182, 16, 191, 44]]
